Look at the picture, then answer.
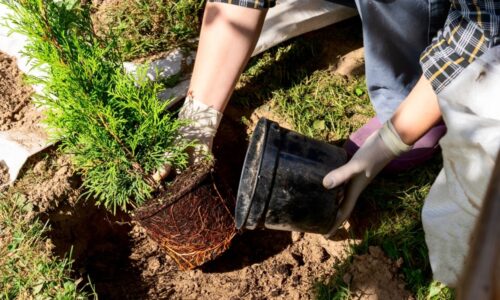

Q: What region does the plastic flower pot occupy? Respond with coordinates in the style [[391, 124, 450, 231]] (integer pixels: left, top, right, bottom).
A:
[[236, 118, 347, 234]]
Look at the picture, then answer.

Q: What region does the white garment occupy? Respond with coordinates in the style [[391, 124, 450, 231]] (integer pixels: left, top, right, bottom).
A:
[[422, 46, 500, 286], [253, 0, 357, 56]]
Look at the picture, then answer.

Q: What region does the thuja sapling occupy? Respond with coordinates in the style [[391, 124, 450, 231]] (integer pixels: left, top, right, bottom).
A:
[[3, 0, 193, 213]]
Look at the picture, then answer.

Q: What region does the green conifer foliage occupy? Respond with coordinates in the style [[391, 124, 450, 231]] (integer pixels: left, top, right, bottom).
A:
[[3, 0, 191, 213]]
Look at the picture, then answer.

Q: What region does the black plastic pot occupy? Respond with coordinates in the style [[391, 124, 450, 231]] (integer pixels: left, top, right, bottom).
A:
[[236, 118, 347, 234]]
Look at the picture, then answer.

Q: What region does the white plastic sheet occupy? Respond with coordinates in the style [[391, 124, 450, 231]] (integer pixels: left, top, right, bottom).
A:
[[0, 130, 49, 186]]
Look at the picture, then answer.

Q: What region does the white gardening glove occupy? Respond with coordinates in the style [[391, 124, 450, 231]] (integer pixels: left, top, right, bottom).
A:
[[152, 95, 223, 182], [322, 120, 412, 238]]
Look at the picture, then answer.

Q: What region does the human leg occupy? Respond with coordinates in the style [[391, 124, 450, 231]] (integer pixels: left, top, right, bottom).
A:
[[354, 0, 435, 122], [347, 0, 449, 171]]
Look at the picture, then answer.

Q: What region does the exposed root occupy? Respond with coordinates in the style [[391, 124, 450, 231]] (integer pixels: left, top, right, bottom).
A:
[[134, 161, 237, 270]]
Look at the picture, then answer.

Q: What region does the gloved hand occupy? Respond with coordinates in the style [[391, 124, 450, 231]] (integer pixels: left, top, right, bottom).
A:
[[152, 95, 223, 182], [322, 120, 412, 238]]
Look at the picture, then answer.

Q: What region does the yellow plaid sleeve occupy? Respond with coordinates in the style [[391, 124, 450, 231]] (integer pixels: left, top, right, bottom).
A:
[[420, 0, 500, 93]]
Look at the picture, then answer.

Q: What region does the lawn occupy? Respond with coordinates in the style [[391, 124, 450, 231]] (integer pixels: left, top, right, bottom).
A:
[[0, 191, 94, 299]]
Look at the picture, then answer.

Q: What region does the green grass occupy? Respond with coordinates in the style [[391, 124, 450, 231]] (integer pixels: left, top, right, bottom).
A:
[[0, 192, 93, 299], [233, 23, 371, 143], [272, 71, 371, 142], [235, 40, 320, 108], [360, 166, 456, 300], [93, 0, 205, 60]]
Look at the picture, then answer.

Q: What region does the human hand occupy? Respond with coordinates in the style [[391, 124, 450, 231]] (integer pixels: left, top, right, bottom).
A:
[[152, 95, 222, 182], [322, 121, 412, 238]]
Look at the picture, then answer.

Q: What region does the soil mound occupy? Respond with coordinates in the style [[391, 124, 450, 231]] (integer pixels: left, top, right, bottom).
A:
[[0, 52, 39, 132], [344, 246, 413, 300]]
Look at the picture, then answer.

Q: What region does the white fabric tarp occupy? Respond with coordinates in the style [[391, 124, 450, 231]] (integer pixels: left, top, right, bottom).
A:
[[0, 0, 356, 185], [422, 46, 500, 286]]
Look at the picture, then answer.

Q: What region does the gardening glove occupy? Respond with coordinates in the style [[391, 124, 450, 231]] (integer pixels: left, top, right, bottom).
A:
[[152, 95, 223, 182], [322, 120, 412, 238]]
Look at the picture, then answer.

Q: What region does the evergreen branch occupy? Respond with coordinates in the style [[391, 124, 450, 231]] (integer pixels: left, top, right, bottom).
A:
[[39, 1, 65, 64], [96, 111, 158, 188], [4, 0, 191, 213]]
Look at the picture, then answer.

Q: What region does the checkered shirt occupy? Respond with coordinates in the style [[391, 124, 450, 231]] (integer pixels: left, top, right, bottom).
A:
[[421, 0, 500, 93]]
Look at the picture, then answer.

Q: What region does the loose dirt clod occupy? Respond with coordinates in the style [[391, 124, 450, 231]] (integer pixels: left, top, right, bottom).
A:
[[11, 151, 80, 213], [30, 155, 79, 212]]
